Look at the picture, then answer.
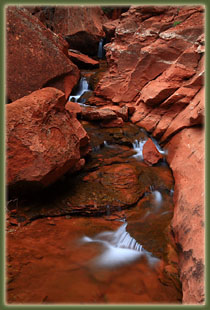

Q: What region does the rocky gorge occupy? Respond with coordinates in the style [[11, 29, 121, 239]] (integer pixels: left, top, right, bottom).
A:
[[6, 5, 205, 305]]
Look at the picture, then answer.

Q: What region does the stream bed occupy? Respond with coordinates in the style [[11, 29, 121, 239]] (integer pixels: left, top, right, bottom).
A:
[[6, 68, 182, 304]]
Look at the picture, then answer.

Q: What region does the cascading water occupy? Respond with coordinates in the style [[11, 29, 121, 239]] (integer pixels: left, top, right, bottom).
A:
[[150, 136, 168, 155], [68, 77, 90, 105], [152, 190, 163, 207], [81, 222, 159, 268], [97, 38, 104, 59], [8, 120, 181, 303], [132, 139, 148, 160]]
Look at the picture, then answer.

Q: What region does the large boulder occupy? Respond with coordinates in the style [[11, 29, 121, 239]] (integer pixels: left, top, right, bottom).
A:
[[51, 6, 108, 56], [166, 127, 205, 304], [6, 6, 80, 102], [6, 87, 90, 194]]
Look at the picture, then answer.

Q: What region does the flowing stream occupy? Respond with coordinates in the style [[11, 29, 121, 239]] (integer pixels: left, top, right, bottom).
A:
[[68, 76, 91, 105], [7, 71, 182, 304]]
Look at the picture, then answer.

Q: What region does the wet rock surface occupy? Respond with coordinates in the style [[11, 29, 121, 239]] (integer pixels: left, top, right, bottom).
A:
[[7, 122, 173, 220], [6, 7, 79, 102], [6, 215, 181, 304]]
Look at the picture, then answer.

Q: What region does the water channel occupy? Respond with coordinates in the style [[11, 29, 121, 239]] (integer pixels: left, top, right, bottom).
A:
[[7, 68, 182, 304]]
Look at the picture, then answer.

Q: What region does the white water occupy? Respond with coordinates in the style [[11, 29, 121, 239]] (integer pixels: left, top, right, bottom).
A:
[[104, 141, 115, 148], [152, 190, 162, 207], [69, 77, 90, 104], [150, 137, 168, 155], [97, 38, 104, 59], [132, 139, 148, 160], [81, 222, 159, 268]]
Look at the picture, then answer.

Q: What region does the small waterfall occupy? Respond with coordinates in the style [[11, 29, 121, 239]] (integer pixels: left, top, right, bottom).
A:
[[132, 139, 148, 160], [152, 190, 162, 207], [170, 188, 174, 196], [69, 77, 90, 104], [143, 188, 163, 220], [81, 222, 159, 268], [150, 137, 168, 155], [106, 205, 111, 216], [97, 38, 104, 59], [103, 141, 115, 148]]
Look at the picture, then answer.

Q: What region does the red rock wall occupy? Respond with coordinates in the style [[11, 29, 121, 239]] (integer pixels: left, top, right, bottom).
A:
[[166, 128, 205, 304], [95, 5, 204, 104], [94, 5, 205, 304]]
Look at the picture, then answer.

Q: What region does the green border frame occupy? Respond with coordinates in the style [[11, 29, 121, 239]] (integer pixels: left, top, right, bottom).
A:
[[0, 0, 208, 309]]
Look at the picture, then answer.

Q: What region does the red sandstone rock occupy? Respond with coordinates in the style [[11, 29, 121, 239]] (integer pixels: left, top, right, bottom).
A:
[[6, 88, 90, 192], [100, 105, 128, 121], [102, 19, 120, 41], [24, 6, 55, 31], [166, 127, 205, 304], [100, 117, 124, 128], [143, 138, 164, 165], [95, 6, 204, 104], [139, 82, 179, 107], [83, 163, 148, 206], [6, 7, 79, 102], [65, 101, 82, 116], [68, 50, 99, 69], [87, 96, 113, 106], [52, 6, 108, 56], [124, 103, 136, 115], [81, 107, 117, 121], [160, 87, 204, 142]]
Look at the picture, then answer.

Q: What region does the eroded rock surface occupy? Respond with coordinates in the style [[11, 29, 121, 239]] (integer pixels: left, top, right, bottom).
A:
[[93, 5, 205, 304], [7, 88, 90, 193], [6, 7, 79, 102], [166, 127, 205, 304]]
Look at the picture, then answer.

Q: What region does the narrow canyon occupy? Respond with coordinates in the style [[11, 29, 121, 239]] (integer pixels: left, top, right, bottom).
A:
[[6, 5, 204, 305]]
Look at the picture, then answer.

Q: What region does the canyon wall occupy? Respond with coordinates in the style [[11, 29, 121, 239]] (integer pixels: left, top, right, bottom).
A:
[[94, 5, 205, 304], [5, 5, 205, 304]]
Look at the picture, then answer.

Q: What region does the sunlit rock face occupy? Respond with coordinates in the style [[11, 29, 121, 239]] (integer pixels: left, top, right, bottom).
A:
[[6, 87, 90, 194], [6, 6, 80, 102]]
